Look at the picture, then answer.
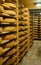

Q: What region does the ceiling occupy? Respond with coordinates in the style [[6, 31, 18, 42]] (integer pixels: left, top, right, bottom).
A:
[[19, 0, 41, 9]]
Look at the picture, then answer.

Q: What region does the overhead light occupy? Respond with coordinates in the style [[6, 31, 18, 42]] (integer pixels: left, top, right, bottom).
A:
[[36, 4, 41, 6], [34, 2, 41, 6], [40, 13, 41, 15]]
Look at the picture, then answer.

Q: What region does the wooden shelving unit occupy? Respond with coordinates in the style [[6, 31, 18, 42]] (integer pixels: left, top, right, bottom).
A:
[[0, 0, 33, 65], [0, 0, 18, 65], [30, 13, 34, 46], [18, 5, 33, 62], [30, 9, 41, 40]]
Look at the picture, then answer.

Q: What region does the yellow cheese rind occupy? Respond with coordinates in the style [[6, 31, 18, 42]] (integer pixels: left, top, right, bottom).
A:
[[3, 34, 15, 40], [0, 6, 4, 13], [0, 17, 3, 23], [4, 18, 15, 23], [3, 27, 16, 31], [4, 10, 16, 16], [2, 3, 16, 9]]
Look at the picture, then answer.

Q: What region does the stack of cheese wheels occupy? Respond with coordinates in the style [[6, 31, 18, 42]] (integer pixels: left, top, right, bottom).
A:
[[4, 55, 17, 65], [0, 1, 18, 65], [5, 48, 17, 56], [0, 48, 3, 65], [2, 3, 16, 9], [2, 2, 17, 40], [2, 3, 17, 23], [0, 6, 4, 65], [0, 57, 9, 65], [0, 47, 16, 57], [23, 8, 29, 21], [0, 6, 4, 43], [0, 47, 10, 65], [0, 17, 3, 43], [0, 6, 4, 23], [0, 47, 10, 55]]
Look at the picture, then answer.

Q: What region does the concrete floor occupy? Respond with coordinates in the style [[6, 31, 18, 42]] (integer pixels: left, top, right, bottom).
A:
[[19, 40, 41, 65]]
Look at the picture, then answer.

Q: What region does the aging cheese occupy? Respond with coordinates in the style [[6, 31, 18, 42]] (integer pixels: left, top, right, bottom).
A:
[[23, 13, 28, 16], [0, 17, 3, 23], [23, 8, 28, 12], [4, 10, 16, 16], [6, 41, 17, 47], [2, 13, 9, 16], [3, 27, 16, 31], [4, 56, 17, 65], [0, 48, 10, 55], [2, 3, 16, 9], [0, 57, 9, 65], [24, 17, 29, 20], [4, 18, 15, 23], [6, 48, 16, 56], [3, 34, 15, 40], [0, 6, 4, 13]]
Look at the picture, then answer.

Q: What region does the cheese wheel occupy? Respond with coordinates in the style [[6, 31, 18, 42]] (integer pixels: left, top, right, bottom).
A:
[[2, 13, 9, 16], [4, 10, 16, 16], [4, 34, 15, 40], [24, 13, 28, 16], [6, 48, 16, 56], [4, 18, 15, 23], [4, 56, 17, 65], [6, 41, 17, 47], [23, 8, 28, 12], [0, 48, 9, 55], [24, 17, 29, 20], [0, 17, 3, 23], [2, 3, 16, 9], [2, 48, 10, 54], [0, 57, 9, 65], [3, 27, 16, 31], [0, 38, 2, 43], [0, 6, 4, 13]]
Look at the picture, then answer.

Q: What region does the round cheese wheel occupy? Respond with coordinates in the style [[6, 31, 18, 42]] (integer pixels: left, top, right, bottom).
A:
[[2, 3, 16, 9], [6, 41, 16, 47], [4, 18, 15, 23], [0, 17, 3, 23], [3, 27, 16, 31], [24, 17, 28, 19], [23, 12, 28, 16], [23, 8, 28, 12], [0, 6, 4, 13], [4, 34, 15, 40], [4, 10, 16, 16]]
